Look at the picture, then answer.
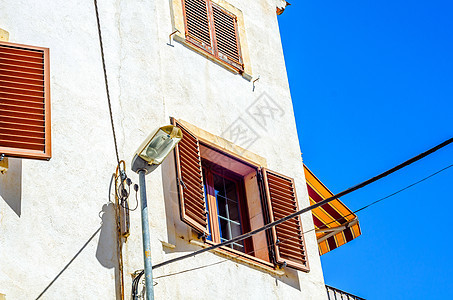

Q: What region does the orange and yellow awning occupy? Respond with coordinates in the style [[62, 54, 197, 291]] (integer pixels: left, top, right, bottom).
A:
[[304, 165, 361, 255]]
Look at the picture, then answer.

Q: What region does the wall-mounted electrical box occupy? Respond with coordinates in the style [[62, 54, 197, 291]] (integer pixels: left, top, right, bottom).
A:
[[120, 200, 130, 238]]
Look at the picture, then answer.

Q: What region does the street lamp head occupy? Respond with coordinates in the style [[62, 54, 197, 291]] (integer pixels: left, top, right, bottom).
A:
[[131, 125, 183, 174]]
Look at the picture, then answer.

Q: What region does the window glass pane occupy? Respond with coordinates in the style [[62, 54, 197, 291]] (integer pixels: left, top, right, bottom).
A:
[[213, 173, 226, 197], [217, 195, 227, 218], [219, 218, 229, 240], [227, 199, 239, 221], [230, 222, 241, 238], [212, 173, 244, 252], [232, 243, 244, 252], [225, 180, 238, 203]]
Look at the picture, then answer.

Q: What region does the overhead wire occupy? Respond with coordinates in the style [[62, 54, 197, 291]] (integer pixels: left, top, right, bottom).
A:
[[149, 162, 453, 281], [149, 137, 453, 271], [131, 139, 453, 289], [94, 0, 121, 166], [95, 0, 135, 212], [91, 0, 453, 293]]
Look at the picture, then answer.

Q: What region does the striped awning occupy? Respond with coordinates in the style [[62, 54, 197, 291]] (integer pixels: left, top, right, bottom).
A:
[[304, 165, 361, 255]]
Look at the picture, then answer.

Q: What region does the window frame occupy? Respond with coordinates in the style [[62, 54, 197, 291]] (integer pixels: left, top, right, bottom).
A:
[[202, 157, 253, 254], [171, 118, 310, 272], [0, 41, 51, 160], [171, 0, 253, 80], [181, 0, 244, 72]]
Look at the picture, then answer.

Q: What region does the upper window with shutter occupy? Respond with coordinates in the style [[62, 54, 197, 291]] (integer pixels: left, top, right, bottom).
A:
[[172, 0, 252, 79], [0, 41, 51, 160], [171, 118, 310, 272]]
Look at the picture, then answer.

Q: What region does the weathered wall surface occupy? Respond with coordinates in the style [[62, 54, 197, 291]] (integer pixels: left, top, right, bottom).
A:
[[0, 0, 326, 299]]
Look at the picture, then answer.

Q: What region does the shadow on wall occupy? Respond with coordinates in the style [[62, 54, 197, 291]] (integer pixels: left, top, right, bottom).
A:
[[36, 225, 102, 299], [96, 202, 117, 268], [0, 158, 22, 217], [36, 202, 122, 299], [161, 151, 197, 252], [96, 202, 123, 300], [274, 268, 301, 291]]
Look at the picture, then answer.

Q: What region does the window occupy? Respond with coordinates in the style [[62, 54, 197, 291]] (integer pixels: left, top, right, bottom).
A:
[[203, 164, 251, 252], [171, 0, 252, 79], [0, 41, 51, 160], [182, 0, 243, 72], [172, 118, 310, 272]]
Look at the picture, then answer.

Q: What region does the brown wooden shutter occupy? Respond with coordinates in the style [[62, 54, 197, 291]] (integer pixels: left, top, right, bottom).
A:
[[262, 168, 309, 272], [171, 118, 209, 235], [211, 2, 243, 71], [0, 41, 51, 160], [182, 0, 214, 54]]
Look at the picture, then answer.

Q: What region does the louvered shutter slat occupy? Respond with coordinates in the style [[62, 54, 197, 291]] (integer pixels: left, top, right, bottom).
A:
[[0, 42, 50, 159], [1, 109, 44, 120], [171, 118, 209, 235], [0, 127, 44, 138], [0, 140, 45, 151], [0, 70, 44, 81], [262, 169, 310, 272], [1, 80, 45, 91], [0, 46, 44, 58], [0, 98, 44, 109], [0, 65, 44, 77], [0, 103, 44, 114], [1, 121, 43, 132], [211, 3, 243, 71], [183, 0, 214, 54]]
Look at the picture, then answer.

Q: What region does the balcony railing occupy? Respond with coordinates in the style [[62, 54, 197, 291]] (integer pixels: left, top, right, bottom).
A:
[[326, 285, 365, 300]]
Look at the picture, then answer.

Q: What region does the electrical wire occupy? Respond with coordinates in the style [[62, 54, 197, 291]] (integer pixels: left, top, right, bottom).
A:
[[132, 148, 453, 299], [132, 190, 139, 211], [94, 0, 121, 166], [132, 144, 453, 290], [132, 151, 453, 290], [149, 162, 453, 281], [115, 171, 139, 211], [108, 173, 116, 204], [131, 273, 141, 300], [149, 137, 453, 271]]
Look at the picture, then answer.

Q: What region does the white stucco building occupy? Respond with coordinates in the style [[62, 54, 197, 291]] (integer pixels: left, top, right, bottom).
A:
[[0, 0, 361, 299]]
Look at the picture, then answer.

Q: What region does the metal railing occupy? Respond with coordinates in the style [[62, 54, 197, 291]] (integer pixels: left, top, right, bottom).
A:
[[326, 285, 366, 300]]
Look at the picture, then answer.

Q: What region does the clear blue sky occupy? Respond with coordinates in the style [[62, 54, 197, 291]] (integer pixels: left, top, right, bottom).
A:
[[278, 1, 453, 299]]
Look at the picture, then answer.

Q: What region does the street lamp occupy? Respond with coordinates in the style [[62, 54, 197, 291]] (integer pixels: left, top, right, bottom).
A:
[[131, 125, 183, 300]]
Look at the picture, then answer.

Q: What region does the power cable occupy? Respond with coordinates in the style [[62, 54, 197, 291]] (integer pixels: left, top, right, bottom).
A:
[[151, 137, 453, 270], [94, 0, 121, 166], [131, 139, 453, 288], [149, 162, 453, 281]]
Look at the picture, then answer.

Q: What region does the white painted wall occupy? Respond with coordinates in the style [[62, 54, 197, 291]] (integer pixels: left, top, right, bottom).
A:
[[0, 0, 327, 299]]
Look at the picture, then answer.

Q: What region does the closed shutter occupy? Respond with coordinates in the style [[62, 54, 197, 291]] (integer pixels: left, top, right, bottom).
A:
[[0, 41, 51, 160], [211, 2, 243, 71], [262, 168, 309, 272], [182, 0, 214, 54], [171, 118, 209, 235]]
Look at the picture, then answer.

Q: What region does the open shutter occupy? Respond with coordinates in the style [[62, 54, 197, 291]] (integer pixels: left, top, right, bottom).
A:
[[0, 41, 51, 160], [211, 2, 243, 71], [182, 0, 214, 54], [171, 118, 209, 235], [262, 168, 309, 272]]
